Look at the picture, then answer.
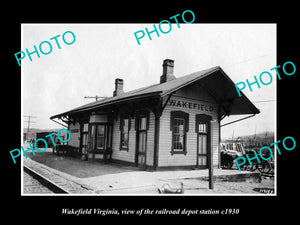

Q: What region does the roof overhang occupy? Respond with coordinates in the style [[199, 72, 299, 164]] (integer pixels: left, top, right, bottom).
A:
[[197, 67, 260, 116], [50, 91, 162, 120], [163, 67, 259, 117]]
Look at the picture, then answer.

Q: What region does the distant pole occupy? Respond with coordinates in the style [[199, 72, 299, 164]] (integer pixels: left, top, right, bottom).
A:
[[84, 96, 107, 101], [24, 115, 37, 141]]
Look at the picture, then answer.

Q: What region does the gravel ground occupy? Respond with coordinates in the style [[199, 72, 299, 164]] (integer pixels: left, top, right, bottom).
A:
[[23, 158, 94, 194], [23, 172, 54, 194]]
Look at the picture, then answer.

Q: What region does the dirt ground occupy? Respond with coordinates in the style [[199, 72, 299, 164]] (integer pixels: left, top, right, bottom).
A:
[[175, 177, 274, 194]]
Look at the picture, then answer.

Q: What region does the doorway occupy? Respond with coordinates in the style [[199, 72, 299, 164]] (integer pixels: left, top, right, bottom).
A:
[[196, 114, 212, 168], [80, 123, 89, 156], [88, 123, 112, 160], [135, 113, 148, 168]]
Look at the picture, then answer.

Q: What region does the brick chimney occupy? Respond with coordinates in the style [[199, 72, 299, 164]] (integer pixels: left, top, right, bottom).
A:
[[160, 59, 176, 83], [113, 78, 124, 96]]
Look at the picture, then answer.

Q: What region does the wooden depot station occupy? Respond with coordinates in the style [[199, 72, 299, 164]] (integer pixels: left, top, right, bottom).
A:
[[50, 59, 259, 171]]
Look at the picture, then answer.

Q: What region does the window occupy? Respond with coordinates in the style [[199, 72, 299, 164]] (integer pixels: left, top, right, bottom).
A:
[[120, 115, 131, 151], [83, 123, 89, 132], [139, 117, 147, 130], [226, 143, 233, 150], [198, 122, 207, 133], [173, 118, 185, 150], [170, 111, 189, 155], [96, 125, 105, 149]]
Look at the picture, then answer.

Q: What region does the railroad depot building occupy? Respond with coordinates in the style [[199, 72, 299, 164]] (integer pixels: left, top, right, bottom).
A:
[[50, 59, 259, 170]]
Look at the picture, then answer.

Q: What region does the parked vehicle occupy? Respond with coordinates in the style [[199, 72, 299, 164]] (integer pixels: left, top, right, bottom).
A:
[[221, 139, 273, 174], [220, 140, 245, 169], [35, 132, 57, 148], [248, 147, 273, 173]]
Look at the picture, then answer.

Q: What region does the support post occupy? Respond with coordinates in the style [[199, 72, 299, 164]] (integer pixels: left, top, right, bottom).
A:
[[150, 98, 162, 171], [153, 112, 160, 170], [209, 150, 214, 189], [209, 120, 214, 190]]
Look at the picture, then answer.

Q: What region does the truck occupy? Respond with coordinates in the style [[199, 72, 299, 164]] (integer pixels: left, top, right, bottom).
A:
[[220, 140, 245, 169], [35, 132, 57, 148], [221, 139, 273, 173]]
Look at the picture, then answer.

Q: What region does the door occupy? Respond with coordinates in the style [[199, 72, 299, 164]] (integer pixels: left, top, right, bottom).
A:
[[95, 124, 105, 150], [81, 123, 89, 155], [198, 129, 208, 167], [88, 124, 97, 153], [88, 123, 112, 159], [136, 115, 147, 168], [196, 114, 211, 168], [82, 133, 88, 154]]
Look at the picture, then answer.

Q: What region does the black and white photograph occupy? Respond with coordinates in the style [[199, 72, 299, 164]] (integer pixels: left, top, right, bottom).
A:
[[4, 4, 298, 221], [21, 23, 276, 195]]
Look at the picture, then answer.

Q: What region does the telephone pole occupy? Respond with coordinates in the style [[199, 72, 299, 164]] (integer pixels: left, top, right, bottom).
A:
[[84, 96, 107, 101], [24, 115, 37, 141]]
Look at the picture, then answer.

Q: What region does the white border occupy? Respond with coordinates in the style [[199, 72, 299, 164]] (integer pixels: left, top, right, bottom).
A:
[[20, 23, 277, 197]]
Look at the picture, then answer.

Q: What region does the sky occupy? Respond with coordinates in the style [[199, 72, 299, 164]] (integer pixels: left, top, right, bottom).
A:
[[22, 23, 276, 139]]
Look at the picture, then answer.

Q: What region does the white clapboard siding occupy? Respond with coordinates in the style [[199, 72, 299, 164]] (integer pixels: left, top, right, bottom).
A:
[[211, 120, 220, 167], [68, 122, 80, 147], [111, 116, 136, 163], [158, 95, 219, 167], [111, 111, 155, 166]]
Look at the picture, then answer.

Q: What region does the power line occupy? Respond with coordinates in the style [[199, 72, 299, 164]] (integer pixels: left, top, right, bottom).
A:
[[252, 100, 275, 103], [223, 52, 275, 68]]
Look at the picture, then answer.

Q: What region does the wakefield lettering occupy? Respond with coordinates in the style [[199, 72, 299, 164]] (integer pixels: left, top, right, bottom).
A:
[[234, 136, 296, 171], [169, 99, 214, 112], [10, 128, 71, 164], [15, 31, 76, 66], [134, 9, 195, 45], [235, 61, 296, 97]]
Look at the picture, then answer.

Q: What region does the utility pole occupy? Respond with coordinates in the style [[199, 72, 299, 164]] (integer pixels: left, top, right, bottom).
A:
[[84, 96, 107, 101], [24, 115, 37, 141]]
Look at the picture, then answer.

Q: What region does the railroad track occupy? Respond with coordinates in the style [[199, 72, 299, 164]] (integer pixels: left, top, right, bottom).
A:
[[23, 166, 69, 194], [23, 159, 96, 194]]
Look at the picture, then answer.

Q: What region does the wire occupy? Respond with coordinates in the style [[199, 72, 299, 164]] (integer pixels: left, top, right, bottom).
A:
[[252, 100, 275, 103], [222, 52, 275, 68]]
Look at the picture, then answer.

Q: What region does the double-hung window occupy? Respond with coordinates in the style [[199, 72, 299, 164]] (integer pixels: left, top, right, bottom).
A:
[[173, 118, 185, 151]]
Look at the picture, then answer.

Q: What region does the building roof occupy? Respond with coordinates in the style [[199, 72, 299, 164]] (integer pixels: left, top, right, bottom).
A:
[[50, 66, 259, 120]]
